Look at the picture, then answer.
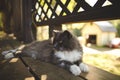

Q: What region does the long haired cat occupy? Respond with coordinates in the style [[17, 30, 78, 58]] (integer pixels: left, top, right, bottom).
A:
[[2, 30, 89, 76]]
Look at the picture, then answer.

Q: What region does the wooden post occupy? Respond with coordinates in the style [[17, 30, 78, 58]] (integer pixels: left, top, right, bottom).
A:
[[1, 0, 12, 34], [11, 0, 23, 41], [49, 24, 62, 38], [22, 0, 35, 43], [1, 0, 36, 43]]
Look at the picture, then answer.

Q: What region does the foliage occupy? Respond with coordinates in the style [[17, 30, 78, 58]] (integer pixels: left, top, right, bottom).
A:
[[72, 28, 81, 37], [116, 23, 120, 37], [110, 19, 120, 37]]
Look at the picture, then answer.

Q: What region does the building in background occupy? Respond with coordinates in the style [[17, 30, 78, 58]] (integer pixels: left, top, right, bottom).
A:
[[81, 21, 117, 46]]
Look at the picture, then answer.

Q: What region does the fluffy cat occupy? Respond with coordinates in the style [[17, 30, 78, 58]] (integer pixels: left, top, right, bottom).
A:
[[2, 30, 89, 76]]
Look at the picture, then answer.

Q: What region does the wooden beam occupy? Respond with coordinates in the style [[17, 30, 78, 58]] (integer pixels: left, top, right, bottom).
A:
[[94, 0, 106, 8]]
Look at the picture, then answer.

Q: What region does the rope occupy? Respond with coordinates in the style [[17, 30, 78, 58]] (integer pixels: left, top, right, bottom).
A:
[[18, 55, 40, 80]]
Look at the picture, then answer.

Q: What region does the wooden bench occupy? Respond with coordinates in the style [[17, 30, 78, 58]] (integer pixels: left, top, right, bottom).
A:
[[0, 57, 120, 80], [0, 0, 120, 80]]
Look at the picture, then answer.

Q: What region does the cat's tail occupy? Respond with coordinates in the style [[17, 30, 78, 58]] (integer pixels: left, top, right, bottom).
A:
[[2, 45, 25, 59]]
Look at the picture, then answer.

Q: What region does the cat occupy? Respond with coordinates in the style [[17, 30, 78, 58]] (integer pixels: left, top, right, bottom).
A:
[[2, 30, 89, 76]]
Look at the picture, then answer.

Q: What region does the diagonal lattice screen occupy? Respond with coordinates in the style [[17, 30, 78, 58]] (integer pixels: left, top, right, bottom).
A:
[[32, 0, 118, 25]]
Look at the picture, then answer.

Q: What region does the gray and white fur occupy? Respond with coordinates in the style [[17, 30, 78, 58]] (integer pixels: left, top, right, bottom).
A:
[[2, 30, 89, 76]]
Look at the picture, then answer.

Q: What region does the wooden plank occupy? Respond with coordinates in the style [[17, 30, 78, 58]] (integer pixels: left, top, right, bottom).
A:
[[39, 1, 49, 20], [44, 0, 58, 18], [78, 0, 92, 10], [81, 64, 120, 80], [23, 57, 84, 80], [109, 0, 120, 5], [94, 0, 106, 8], [23, 57, 120, 80], [57, 0, 71, 15], [0, 58, 34, 80], [59, 0, 70, 16], [0, 56, 120, 80]]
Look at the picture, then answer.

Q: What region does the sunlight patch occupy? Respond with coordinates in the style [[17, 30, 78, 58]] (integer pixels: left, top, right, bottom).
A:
[[25, 77, 34, 80], [102, 0, 112, 7], [41, 74, 47, 80], [9, 58, 19, 63]]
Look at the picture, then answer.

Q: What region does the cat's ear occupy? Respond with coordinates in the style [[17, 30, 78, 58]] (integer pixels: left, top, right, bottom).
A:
[[63, 30, 72, 39]]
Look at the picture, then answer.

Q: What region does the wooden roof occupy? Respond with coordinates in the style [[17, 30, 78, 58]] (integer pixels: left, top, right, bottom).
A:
[[94, 21, 117, 32]]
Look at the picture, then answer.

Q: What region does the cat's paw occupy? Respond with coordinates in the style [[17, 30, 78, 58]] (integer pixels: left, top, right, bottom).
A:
[[4, 53, 14, 59], [79, 63, 89, 72], [2, 49, 17, 59], [70, 65, 81, 76]]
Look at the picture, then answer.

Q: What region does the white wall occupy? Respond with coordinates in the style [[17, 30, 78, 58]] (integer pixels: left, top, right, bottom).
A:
[[101, 32, 116, 46]]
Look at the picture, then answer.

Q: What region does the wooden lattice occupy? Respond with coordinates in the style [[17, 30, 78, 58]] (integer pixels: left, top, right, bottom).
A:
[[32, 0, 120, 26]]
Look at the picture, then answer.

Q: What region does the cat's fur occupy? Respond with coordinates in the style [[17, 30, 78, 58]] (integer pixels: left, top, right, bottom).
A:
[[2, 30, 89, 76]]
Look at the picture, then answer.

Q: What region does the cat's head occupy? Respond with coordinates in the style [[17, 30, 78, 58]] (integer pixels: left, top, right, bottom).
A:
[[52, 30, 82, 51]]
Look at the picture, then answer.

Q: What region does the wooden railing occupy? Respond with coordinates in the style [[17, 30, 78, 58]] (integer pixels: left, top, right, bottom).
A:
[[32, 0, 120, 26]]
